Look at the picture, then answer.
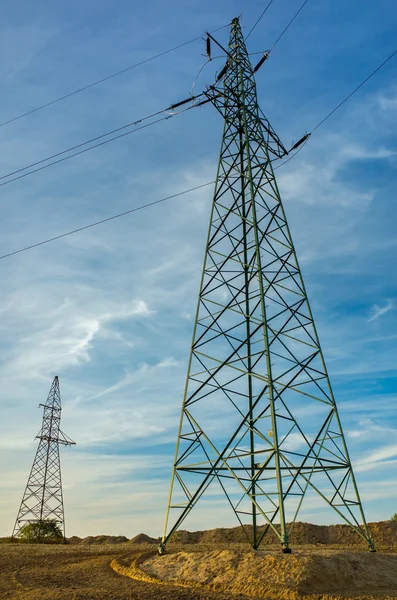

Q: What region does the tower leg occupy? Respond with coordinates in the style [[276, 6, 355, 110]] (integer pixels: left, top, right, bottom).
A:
[[158, 541, 166, 555]]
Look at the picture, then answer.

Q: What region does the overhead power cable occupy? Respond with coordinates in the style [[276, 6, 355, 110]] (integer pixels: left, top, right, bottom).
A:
[[276, 45, 397, 168], [274, 139, 309, 170], [0, 132, 328, 261], [0, 182, 214, 261], [311, 47, 397, 133], [0, 108, 166, 182], [246, 0, 274, 39], [238, 0, 253, 19], [0, 115, 172, 188], [0, 12, 394, 215], [246, 0, 309, 44], [1, 41, 396, 189], [0, 97, 205, 188], [0, 24, 228, 130], [1, 35, 395, 264], [269, 0, 309, 50], [0, 7, 313, 189]]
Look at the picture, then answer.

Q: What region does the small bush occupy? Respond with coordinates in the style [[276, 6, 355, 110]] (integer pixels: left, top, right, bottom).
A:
[[390, 513, 397, 522], [17, 520, 63, 543]]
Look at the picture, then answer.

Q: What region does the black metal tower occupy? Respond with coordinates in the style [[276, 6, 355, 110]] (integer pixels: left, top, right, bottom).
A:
[[12, 376, 75, 540], [160, 17, 374, 553]]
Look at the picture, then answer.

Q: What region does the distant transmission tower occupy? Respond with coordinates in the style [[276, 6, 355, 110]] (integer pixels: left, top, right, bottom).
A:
[[160, 17, 374, 553], [12, 376, 75, 540]]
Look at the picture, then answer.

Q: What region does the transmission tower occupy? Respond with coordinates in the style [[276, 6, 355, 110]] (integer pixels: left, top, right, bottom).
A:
[[12, 376, 75, 540], [160, 17, 374, 553]]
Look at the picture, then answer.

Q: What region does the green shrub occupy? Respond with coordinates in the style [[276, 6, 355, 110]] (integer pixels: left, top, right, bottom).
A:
[[390, 513, 397, 522], [17, 520, 63, 543]]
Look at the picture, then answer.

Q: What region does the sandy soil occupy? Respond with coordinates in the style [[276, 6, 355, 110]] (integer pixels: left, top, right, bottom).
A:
[[0, 543, 240, 600], [1, 530, 397, 600], [142, 547, 397, 599]]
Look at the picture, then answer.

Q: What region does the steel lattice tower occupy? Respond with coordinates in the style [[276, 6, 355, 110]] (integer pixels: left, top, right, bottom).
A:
[[160, 17, 374, 553], [12, 376, 75, 540]]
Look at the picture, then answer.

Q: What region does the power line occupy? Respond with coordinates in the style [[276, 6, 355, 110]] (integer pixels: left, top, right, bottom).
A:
[[2, 42, 396, 254], [0, 182, 214, 261], [1, 20, 395, 257], [0, 147, 304, 262], [0, 115, 171, 188], [0, 108, 165, 182], [246, 0, 274, 40], [274, 139, 309, 170], [0, 2, 309, 189], [0, 24, 228, 130], [311, 47, 397, 133], [2, 33, 396, 260], [270, 0, 309, 51], [246, 0, 309, 44], [0, 5, 313, 190], [239, 0, 253, 19], [0, 99, 204, 188], [273, 45, 397, 169]]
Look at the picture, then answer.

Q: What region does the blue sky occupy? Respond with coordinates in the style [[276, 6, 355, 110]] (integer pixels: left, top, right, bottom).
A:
[[0, 0, 396, 538]]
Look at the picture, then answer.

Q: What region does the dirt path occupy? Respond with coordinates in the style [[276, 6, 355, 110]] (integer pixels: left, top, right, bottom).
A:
[[0, 544, 245, 600]]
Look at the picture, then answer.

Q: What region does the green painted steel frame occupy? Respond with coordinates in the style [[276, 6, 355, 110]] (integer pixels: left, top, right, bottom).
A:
[[160, 17, 374, 554]]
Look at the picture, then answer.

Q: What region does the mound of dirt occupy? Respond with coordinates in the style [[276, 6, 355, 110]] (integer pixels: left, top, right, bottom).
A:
[[79, 535, 129, 545], [67, 536, 83, 544], [65, 520, 397, 549], [170, 521, 397, 548], [141, 549, 397, 598], [129, 533, 158, 545], [171, 529, 204, 544]]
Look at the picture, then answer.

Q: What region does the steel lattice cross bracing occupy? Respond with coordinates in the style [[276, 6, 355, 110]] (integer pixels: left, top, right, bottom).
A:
[[12, 376, 75, 541], [160, 17, 374, 554]]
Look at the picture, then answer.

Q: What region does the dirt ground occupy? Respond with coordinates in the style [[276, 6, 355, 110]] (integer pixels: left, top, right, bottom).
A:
[[0, 543, 245, 600], [1, 536, 397, 600]]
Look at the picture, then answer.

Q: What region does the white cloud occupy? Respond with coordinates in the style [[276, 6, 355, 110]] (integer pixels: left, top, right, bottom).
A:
[[275, 134, 392, 271], [278, 146, 373, 210], [368, 299, 394, 322], [355, 444, 397, 472], [157, 357, 181, 368], [378, 93, 397, 113]]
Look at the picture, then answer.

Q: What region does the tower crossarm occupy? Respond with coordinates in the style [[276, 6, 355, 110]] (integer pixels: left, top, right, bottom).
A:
[[35, 434, 75, 446], [205, 86, 288, 159]]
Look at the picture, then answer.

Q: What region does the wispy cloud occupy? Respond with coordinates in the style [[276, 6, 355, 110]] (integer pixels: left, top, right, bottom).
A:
[[378, 92, 397, 113], [368, 299, 394, 322], [355, 444, 397, 473]]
